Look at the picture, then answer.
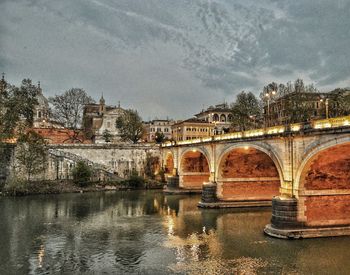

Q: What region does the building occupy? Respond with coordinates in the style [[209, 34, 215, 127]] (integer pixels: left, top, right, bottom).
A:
[[194, 103, 232, 134], [263, 91, 344, 126], [83, 95, 125, 143], [172, 118, 214, 141], [32, 82, 64, 129], [143, 119, 174, 142], [32, 128, 88, 144]]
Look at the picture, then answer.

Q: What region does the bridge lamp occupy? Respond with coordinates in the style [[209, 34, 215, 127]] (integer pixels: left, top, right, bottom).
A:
[[192, 149, 197, 153], [244, 146, 249, 150], [265, 91, 276, 127]]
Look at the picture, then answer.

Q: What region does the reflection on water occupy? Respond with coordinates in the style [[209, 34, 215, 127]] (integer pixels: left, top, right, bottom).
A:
[[1, 191, 350, 274]]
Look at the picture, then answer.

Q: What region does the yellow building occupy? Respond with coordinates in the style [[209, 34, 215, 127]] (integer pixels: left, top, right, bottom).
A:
[[171, 118, 214, 141]]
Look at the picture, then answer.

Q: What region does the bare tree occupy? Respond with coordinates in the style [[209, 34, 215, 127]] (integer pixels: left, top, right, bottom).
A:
[[116, 109, 144, 143], [49, 88, 94, 142], [230, 91, 262, 131]]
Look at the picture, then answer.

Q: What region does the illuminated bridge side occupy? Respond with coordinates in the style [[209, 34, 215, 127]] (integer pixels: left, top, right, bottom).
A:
[[161, 116, 350, 238]]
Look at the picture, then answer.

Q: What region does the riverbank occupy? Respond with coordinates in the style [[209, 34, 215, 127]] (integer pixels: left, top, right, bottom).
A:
[[0, 179, 164, 196]]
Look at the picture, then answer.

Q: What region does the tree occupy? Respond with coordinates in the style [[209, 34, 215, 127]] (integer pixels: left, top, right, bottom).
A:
[[230, 91, 262, 131], [49, 88, 94, 142], [154, 131, 165, 143], [0, 79, 39, 140], [260, 78, 319, 124], [102, 129, 112, 143], [16, 130, 47, 181], [71, 161, 92, 187], [144, 153, 160, 179], [115, 109, 144, 143], [329, 88, 350, 117]]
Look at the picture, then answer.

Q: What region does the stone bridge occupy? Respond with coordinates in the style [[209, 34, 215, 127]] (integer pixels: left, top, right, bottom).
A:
[[161, 116, 350, 238]]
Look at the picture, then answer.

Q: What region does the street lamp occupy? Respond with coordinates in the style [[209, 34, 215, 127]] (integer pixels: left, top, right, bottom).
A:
[[265, 90, 276, 127], [320, 98, 329, 119], [249, 115, 256, 129]]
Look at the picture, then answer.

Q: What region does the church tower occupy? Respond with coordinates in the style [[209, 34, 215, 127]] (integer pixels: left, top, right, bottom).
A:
[[99, 94, 106, 114]]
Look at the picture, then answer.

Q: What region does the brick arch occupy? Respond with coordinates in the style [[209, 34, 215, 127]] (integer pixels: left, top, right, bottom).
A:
[[216, 143, 282, 201], [179, 148, 210, 189], [296, 138, 350, 226], [216, 143, 284, 184], [295, 136, 350, 193]]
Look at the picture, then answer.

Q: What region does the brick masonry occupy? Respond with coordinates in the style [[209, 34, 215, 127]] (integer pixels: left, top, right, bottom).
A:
[[304, 195, 350, 226], [220, 180, 280, 201], [181, 174, 210, 189]]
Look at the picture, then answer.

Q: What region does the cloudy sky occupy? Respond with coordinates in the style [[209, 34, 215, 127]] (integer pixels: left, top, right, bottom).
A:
[[1, 0, 349, 120]]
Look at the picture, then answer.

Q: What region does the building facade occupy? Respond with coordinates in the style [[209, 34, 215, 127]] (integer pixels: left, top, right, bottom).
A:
[[143, 119, 174, 142], [171, 118, 214, 141], [194, 103, 232, 134], [83, 96, 125, 143], [263, 91, 349, 126]]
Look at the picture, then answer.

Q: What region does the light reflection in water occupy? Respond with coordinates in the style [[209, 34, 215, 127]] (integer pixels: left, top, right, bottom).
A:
[[0, 191, 350, 274]]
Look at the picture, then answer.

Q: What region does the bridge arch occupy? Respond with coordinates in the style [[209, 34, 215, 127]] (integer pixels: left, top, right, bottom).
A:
[[215, 143, 283, 201], [216, 143, 284, 183], [295, 136, 350, 226], [295, 136, 350, 193], [178, 147, 211, 189]]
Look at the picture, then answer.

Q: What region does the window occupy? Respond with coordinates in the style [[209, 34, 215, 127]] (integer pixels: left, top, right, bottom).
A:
[[157, 128, 161, 132], [107, 122, 111, 128], [164, 128, 169, 132]]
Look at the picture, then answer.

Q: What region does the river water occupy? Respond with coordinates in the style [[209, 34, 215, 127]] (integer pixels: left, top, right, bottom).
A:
[[0, 191, 350, 274]]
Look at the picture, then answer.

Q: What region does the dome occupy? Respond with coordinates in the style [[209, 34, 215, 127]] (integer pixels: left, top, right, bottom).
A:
[[36, 89, 49, 109]]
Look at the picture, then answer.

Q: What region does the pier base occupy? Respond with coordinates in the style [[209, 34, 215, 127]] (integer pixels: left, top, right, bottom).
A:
[[199, 200, 272, 208], [163, 176, 202, 194], [264, 196, 350, 239], [198, 182, 272, 208], [264, 224, 350, 239]]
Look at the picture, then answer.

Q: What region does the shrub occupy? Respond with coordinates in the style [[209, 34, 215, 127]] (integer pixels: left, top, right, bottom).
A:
[[2, 177, 28, 195], [125, 170, 145, 188], [72, 161, 92, 187]]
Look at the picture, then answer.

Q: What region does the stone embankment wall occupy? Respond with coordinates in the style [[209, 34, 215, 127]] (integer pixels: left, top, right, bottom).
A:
[[2, 143, 161, 183], [48, 143, 161, 180]]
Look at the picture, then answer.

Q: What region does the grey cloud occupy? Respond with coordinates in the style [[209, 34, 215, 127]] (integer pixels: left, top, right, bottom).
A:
[[0, 0, 349, 119]]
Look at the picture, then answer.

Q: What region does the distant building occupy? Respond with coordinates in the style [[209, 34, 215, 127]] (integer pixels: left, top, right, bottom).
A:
[[83, 95, 125, 143], [263, 91, 335, 126], [143, 119, 174, 142], [32, 128, 88, 144], [194, 103, 232, 134], [32, 82, 64, 129], [172, 118, 214, 141]]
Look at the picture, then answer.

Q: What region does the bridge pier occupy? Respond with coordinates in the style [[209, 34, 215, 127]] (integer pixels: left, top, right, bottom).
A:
[[264, 196, 350, 239]]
